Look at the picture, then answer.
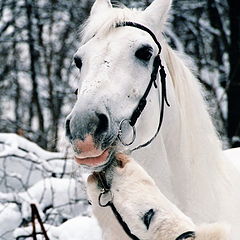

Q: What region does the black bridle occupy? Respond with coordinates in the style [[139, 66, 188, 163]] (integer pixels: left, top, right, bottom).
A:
[[116, 22, 170, 151]]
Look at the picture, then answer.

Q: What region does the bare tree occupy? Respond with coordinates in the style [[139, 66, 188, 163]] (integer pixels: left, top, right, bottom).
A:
[[0, 0, 239, 149], [0, 0, 90, 150]]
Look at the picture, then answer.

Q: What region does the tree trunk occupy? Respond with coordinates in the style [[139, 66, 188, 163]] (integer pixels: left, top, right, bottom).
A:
[[207, 0, 224, 66], [227, 0, 240, 147], [12, 0, 21, 133], [25, 0, 46, 148]]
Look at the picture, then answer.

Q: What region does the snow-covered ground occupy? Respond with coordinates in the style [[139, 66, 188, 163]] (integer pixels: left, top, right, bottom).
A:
[[13, 216, 102, 240], [1, 133, 239, 239], [0, 133, 101, 240]]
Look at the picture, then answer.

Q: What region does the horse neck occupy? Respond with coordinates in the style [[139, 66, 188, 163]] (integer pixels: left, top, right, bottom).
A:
[[136, 43, 240, 222], [163, 45, 240, 223], [162, 46, 222, 167]]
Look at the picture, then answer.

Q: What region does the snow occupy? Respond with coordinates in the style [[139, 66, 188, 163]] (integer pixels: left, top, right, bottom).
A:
[[0, 133, 77, 193], [49, 216, 102, 240], [13, 216, 102, 240], [0, 203, 22, 239], [0, 177, 86, 221], [0, 133, 102, 239], [2, 133, 238, 239], [0, 133, 64, 160]]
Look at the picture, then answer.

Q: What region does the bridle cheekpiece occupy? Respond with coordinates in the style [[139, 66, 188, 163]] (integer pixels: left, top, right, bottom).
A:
[[116, 22, 170, 152]]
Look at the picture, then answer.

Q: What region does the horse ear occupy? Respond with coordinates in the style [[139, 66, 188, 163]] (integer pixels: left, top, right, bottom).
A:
[[143, 0, 172, 29], [90, 0, 112, 16]]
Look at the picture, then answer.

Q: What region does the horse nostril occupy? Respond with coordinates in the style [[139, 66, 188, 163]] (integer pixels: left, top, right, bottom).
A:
[[95, 113, 109, 136], [65, 119, 72, 139]]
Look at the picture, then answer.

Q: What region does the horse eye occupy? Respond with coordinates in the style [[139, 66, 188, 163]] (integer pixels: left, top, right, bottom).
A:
[[74, 88, 78, 95], [135, 46, 153, 62], [74, 56, 82, 69]]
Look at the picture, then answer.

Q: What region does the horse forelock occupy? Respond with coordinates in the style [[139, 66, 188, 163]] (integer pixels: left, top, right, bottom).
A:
[[80, 6, 144, 45]]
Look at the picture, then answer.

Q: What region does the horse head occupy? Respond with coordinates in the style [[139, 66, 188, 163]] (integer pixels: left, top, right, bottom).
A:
[[65, 0, 172, 171]]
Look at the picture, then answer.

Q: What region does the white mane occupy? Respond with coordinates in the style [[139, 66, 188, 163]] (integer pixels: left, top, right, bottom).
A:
[[161, 35, 240, 240], [80, 7, 141, 45], [163, 45, 224, 171]]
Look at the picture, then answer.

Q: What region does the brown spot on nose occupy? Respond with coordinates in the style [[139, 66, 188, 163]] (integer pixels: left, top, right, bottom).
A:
[[73, 135, 103, 158]]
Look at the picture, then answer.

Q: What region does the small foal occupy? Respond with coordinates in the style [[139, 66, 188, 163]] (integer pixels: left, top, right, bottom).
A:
[[87, 154, 230, 240]]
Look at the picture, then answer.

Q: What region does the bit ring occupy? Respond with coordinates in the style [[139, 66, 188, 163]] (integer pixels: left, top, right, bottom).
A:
[[118, 119, 136, 146], [98, 190, 113, 207]]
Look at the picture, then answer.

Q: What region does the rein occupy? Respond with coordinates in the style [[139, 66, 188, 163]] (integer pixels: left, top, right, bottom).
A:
[[116, 22, 170, 151], [95, 171, 195, 240]]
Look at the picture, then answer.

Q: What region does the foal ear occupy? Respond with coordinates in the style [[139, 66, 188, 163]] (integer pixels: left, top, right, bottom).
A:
[[91, 0, 112, 16], [143, 0, 172, 30]]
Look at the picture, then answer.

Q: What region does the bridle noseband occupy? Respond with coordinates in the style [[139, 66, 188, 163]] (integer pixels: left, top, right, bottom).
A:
[[116, 22, 170, 151]]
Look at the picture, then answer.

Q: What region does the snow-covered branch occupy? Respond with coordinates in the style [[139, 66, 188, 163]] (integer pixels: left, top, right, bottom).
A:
[[0, 133, 90, 239]]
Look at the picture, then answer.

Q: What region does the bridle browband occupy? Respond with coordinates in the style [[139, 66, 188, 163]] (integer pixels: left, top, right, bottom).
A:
[[116, 22, 170, 151]]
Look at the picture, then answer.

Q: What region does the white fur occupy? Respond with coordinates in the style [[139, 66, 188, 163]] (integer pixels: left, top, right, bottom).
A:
[[196, 224, 231, 240], [73, 0, 240, 238], [87, 155, 231, 240]]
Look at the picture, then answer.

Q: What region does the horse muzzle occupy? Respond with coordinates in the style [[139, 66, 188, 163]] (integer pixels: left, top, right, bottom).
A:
[[65, 102, 117, 169]]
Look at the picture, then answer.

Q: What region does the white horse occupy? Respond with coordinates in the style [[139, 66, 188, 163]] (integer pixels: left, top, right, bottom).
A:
[[65, 0, 240, 239]]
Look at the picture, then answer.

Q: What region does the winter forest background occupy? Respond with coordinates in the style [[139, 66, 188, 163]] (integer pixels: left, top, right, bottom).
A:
[[0, 0, 240, 239]]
